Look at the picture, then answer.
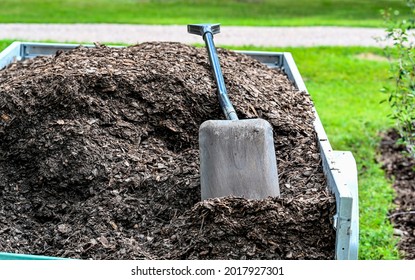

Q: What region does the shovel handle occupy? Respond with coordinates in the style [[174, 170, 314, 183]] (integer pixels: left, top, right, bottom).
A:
[[187, 24, 238, 120]]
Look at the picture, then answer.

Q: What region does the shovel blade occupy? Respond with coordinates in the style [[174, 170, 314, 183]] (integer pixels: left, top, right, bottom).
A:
[[199, 119, 280, 200]]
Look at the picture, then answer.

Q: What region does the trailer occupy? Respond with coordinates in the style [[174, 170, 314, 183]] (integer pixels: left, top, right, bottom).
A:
[[0, 42, 359, 260]]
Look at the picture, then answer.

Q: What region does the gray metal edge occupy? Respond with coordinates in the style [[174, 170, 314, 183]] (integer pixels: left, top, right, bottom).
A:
[[332, 151, 359, 260], [0, 41, 22, 70], [280, 52, 358, 260], [0, 42, 359, 260], [0, 42, 119, 67], [0, 252, 68, 260]]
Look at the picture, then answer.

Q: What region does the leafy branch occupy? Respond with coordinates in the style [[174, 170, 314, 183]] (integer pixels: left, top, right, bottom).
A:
[[382, 0, 415, 159]]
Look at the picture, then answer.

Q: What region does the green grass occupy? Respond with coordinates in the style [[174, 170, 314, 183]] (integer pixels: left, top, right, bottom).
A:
[[0, 40, 401, 259], [0, 0, 410, 27], [0, 40, 14, 51]]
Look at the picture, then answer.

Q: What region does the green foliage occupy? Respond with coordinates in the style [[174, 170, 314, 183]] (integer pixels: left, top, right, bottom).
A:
[[381, 0, 415, 159], [0, 0, 411, 27]]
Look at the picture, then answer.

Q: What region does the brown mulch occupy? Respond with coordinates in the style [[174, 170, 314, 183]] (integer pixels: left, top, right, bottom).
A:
[[379, 129, 415, 259], [0, 42, 335, 259]]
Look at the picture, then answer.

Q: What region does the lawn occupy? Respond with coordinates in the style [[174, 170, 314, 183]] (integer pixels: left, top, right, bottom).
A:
[[0, 0, 410, 27], [0, 40, 401, 259]]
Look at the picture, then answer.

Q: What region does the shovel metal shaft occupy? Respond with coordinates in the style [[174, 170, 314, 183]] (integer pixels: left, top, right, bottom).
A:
[[203, 32, 238, 121], [188, 24, 280, 200], [188, 24, 238, 120]]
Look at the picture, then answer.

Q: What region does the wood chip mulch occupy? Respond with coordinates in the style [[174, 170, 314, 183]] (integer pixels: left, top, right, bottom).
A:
[[379, 129, 415, 259], [0, 42, 335, 259]]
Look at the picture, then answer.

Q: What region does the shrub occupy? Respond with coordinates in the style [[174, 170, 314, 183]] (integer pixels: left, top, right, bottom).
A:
[[381, 0, 415, 159]]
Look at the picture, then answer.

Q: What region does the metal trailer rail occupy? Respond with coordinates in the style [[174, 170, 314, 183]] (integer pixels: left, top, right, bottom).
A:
[[0, 42, 359, 260]]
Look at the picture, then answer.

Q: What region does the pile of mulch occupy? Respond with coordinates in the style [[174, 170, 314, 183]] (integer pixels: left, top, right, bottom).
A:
[[379, 129, 415, 259], [0, 42, 335, 259]]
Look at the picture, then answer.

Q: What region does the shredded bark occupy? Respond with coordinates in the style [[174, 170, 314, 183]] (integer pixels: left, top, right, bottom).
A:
[[379, 129, 415, 259], [0, 42, 335, 259]]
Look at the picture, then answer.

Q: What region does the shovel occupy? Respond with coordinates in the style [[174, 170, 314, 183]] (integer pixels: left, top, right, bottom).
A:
[[187, 23, 280, 200]]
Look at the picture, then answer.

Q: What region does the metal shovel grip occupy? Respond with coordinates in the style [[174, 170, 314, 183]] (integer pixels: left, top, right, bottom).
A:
[[187, 24, 238, 120]]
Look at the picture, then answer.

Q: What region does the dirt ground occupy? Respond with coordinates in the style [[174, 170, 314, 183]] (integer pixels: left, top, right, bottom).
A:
[[379, 130, 415, 259], [0, 42, 335, 259]]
